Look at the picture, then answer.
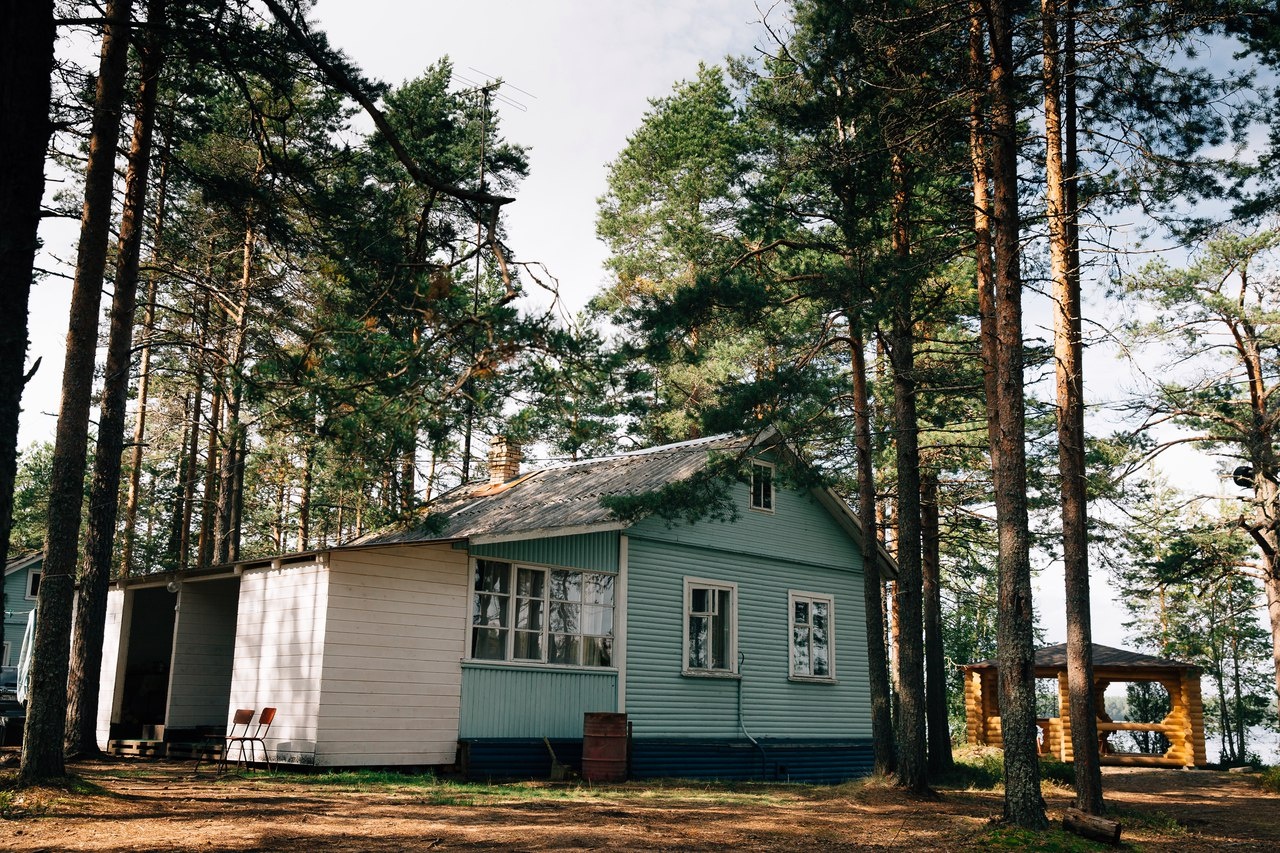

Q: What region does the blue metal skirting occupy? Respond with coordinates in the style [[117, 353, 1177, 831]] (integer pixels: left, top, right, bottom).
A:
[[460, 738, 584, 781], [632, 738, 874, 783], [459, 737, 874, 784]]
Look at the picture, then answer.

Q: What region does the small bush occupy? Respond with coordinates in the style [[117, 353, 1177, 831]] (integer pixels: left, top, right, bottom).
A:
[[1260, 766, 1280, 794]]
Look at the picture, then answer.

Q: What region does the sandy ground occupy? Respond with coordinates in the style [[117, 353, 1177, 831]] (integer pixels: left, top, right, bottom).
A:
[[2, 754, 1278, 851]]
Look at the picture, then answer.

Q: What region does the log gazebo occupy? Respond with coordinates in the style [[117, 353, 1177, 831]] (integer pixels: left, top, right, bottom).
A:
[[963, 643, 1207, 768]]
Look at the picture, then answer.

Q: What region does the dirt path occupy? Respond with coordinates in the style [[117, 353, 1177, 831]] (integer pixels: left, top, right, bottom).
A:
[[2, 757, 1277, 851]]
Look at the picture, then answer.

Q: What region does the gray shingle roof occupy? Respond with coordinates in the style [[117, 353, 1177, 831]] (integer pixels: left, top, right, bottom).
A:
[[349, 433, 759, 547], [967, 643, 1195, 671]]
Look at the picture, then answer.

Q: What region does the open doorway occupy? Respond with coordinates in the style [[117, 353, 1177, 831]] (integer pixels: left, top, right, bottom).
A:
[[117, 587, 175, 736]]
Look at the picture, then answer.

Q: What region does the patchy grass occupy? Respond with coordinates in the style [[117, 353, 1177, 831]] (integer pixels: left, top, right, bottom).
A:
[[983, 825, 1111, 851], [1108, 805, 1186, 836], [939, 745, 1075, 792], [0, 770, 111, 820], [270, 768, 800, 807]]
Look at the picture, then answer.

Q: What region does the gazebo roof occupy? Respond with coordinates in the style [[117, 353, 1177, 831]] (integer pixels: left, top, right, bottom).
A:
[[965, 642, 1195, 672]]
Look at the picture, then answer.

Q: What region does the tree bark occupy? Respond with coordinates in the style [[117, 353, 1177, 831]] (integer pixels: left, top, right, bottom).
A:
[[1044, 0, 1104, 814], [22, 0, 134, 785], [985, 0, 1047, 829], [0, 1, 55, 627], [65, 0, 167, 758], [197, 379, 222, 569], [886, 152, 928, 794], [121, 107, 171, 577], [851, 321, 896, 776], [922, 470, 953, 775], [214, 213, 256, 566]]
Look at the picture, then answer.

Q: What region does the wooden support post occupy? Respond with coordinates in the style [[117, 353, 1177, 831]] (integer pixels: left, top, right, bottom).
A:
[[1057, 671, 1072, 762]]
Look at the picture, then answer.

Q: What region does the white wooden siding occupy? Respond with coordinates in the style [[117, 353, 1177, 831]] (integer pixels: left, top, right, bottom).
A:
[[166, 578, 239, 729], [228, 560, 329, 765], [317, 544, 468, 767], [95, 589, 128, 750]]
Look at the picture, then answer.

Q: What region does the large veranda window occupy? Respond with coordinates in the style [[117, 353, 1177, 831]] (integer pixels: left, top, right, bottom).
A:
[[789, 590, 835, 680], [470, 559, 615, 667], [684, 578, 737, 674]]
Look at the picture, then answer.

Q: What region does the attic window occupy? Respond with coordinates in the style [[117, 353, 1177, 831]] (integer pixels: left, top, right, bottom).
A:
[[750, 461, 774, 512], [26, 570, 41, 600]]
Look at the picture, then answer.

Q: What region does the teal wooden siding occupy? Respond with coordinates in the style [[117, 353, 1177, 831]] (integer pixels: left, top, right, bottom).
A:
[[459, 663, 617, 738], [2, 558, 39, 666], [469, 531, 620, 572], [626, 478, 860, 572], [623, 480, 870, 741]]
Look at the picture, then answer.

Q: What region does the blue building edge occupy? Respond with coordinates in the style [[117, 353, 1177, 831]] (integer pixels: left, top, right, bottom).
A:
[[459, 737, 875, 784]]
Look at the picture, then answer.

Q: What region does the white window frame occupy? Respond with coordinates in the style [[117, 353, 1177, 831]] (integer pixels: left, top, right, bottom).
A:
[[750, 461, 775, 513], [2, 640, 10, 667], [25, 570, 41, 600], [682, 577, 738, 677], [788, 590, 836, 682], [467, 558, 616, 669]]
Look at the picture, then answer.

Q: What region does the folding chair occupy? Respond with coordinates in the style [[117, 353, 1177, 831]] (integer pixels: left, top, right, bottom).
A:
[[227, 707, 276, 772], [215, 708, 256, 772]]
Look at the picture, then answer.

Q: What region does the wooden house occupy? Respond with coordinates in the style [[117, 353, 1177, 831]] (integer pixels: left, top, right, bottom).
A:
[[3, 553, 42, 667], [963, 643, 1207, 768], [96, 430, 896, 781]]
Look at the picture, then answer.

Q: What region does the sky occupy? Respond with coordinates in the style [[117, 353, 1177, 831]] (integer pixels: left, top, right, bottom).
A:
[[15, 2, 1261, 661]]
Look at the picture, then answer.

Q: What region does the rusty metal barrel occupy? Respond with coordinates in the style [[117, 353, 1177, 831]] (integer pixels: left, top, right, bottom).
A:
[[581, 712, 628, 783]]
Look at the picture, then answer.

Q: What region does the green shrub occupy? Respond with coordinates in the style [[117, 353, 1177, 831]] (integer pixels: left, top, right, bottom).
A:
[[1260, 766, 1280, 794]]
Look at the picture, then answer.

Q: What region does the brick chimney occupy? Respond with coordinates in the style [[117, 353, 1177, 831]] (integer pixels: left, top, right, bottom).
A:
[[487, 437, 522, 484]]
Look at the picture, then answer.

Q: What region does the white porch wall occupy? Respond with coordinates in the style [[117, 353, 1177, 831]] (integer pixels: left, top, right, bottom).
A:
[[167, 578, 239, 729], [228, 560, 329, 765], [317, 543, 469, 767], [95, 589, 128, 751]]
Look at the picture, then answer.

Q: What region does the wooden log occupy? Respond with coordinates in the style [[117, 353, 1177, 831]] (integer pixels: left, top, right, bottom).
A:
[[1063, 808, 1121, 845]]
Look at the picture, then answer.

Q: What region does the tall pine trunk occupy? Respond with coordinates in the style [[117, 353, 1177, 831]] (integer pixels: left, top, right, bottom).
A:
[[1043, 0, 1104, 814], [0, 1, 56, 616], [921, 470, 953, 775], [985, 0, 1047, 828], [65, 0, 167, 758], [850, 320, 896, 776], [887, 152, 928, 793], [22, 0, 134, 784], [121, 109, 171, 577]]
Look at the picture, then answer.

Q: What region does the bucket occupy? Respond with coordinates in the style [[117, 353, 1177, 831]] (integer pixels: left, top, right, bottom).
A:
[[582, 712, 628, 783]]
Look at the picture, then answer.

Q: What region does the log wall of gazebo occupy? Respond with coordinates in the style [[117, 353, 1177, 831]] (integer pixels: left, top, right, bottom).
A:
[[963, 643, 1207, 768]]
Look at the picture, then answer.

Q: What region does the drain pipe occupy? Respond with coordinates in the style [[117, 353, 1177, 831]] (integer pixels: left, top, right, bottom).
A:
[[737, 651, 768, 777]]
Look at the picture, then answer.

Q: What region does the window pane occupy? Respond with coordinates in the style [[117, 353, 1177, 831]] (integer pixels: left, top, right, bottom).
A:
[[793, 625, 811, 674], [549, 634, 580, 665], [550, 570, 581, 602], [688, 615, 708, 668], [513, 630, 543, 661], [812, 601, 829, 675], [583, 636, 613, 667], [691, 587, 710, 614], [813, 641, 829, 677], [517, 567, 545, 598], [712, 590, 731, 669], [549, 601, 580, 634], [471, 627, 506, 660], [516, 598, 543, 630], [473, 592, 508, 627], [584, 573, 614, 605], [582, 605, 613, 636], [794, 599, 809, 626], [475, 560, 510, 593]]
